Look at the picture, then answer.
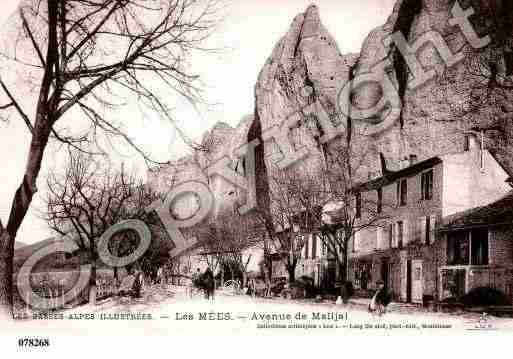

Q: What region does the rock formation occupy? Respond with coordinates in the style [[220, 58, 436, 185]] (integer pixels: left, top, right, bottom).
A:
[[254, 0, 513, 178], [147, 1, 513, 255]]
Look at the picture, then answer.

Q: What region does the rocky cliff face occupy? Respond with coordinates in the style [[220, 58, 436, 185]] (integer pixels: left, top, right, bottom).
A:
[[148, 0, 513, 234], [147, 117, 255, 219], [254, 0, 513, 178], [254, 5, 362, 177]]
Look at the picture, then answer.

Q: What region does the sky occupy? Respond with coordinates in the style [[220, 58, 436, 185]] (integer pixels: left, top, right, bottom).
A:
[[0, 0, 397, 245]]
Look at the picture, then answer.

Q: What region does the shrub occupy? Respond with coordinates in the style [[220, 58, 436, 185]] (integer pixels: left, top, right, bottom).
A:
[[460, 287, 511, 307], [298, 276, 314, 287], [342, 281, 354, 298], [279, 277, 316, 299]]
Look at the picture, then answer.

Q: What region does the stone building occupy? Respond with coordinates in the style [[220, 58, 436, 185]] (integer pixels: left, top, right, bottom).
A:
[[439, 191, 513, 300], [346, 134, 512, 303]]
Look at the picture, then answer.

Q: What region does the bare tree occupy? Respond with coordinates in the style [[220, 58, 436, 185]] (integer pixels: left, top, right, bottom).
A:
[[0, 0, 221, 316], [44, 151, 163, 304], [194, 221, 227, 287], [215, 213, 262, 288], [192, 211, 261, 289], [320, 141, 390, 285], [257, 164, 327, 283]]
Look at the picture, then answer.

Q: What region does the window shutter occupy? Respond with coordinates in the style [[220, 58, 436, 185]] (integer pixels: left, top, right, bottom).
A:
[[421, 174, 425, 201], [392, 223, 397, 248], [388, 223, 393, 248], [420, 217, 427, 244], [396, 182, 400, 207], [404, 219, 409, 245], [377, 227, 386, 249], [430, 215, 437, 243]]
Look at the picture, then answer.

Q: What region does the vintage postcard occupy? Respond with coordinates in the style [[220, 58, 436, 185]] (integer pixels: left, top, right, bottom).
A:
[[0, 0, 512, 356]]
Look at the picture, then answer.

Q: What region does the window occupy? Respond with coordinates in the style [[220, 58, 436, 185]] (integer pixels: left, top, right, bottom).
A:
[[447, 229, 488, 266], [397, 221, 404, 249], [353, 232, 359, 252], [414, 267, 421, 281], [506, 50, 513, 76], [447, 231, 469, 265], [397, 179, 407, 206], [425, 216, 431, 245], [471, 228, 488, 265], [304, 237, 309, 259], [355, 192, 362, 218], [312, 235, 317, 259], [464, 135, 470, 152], [421, 170, 434, 200], [377, 227, 386, 250], [322, 241, 327, 256], [377, 188, 383, 213]]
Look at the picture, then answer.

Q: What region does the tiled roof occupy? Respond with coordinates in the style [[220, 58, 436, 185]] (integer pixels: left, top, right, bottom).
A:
[[353, 157, 443, 192], [440, 191, 513, 231]]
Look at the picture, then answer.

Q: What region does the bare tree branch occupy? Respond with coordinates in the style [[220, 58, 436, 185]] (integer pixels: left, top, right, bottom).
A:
[[0, 78, 34, 133]]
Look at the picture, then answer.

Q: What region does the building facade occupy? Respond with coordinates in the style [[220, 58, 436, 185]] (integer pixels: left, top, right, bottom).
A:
[[271, 233, 336, 288], [438, 192, 513, 301], [346, 135, 512, 303]]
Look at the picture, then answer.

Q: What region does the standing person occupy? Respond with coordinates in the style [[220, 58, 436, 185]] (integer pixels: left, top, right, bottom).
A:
[[246, 278, 253, 297], [250, 278, 256, 298], [368, 280, 391, 316], [192, 268, 201, 285], [155, 267, 162, 284], [190, 268, 201, 298], [361, 268, 368, 291], [203, 267, 215, 300], [132, 270, 143, 299]]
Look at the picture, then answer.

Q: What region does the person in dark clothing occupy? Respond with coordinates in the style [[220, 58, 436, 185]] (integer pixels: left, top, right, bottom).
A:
[[369, 280, 391, 315], [192, 268, 201, 287], [132, 270, 143, 299], [203, 267, 215, 300]]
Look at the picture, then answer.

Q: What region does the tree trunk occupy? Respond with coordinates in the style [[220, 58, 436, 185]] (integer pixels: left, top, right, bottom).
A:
[[242, 271, 247, 288], [262, 260, 271, 297], [89, 245, 97, 305], [342, 247, 349, 283], [338, 263, 347, 283], [0, 0, 59, 320], [287, 265, 296, 283], [0, 230, 14, 319]]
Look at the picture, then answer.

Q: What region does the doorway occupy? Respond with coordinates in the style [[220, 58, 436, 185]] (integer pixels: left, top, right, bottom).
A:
[[411, 260, 423, 303], [406, 260, 412, 303], [381, 258, 390, 290]]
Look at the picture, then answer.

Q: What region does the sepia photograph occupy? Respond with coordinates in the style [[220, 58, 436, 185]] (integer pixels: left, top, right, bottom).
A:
[[0, 0, 512, 356]]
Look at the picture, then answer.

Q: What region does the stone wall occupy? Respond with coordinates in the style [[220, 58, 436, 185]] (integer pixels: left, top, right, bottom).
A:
[[490, 225, 513, 267]]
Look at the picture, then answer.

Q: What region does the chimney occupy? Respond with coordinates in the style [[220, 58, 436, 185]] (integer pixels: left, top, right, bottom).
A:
[[464, 133, 480, 152], [409, 154, 418, 167], [464, 132, 485, 171]]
